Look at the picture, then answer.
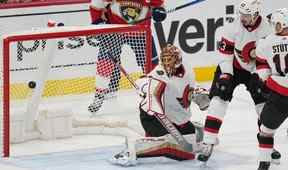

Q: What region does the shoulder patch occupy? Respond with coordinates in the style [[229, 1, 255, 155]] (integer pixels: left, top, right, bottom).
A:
[[156, 70, 165, 75]]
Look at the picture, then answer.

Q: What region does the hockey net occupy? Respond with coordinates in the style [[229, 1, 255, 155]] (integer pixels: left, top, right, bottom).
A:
[[0, 25, 152, 157]]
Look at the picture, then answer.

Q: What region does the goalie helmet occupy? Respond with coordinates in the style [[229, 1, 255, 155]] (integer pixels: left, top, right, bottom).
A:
[[270, 8, 288, 34], [238, 0, 261, 26], [160, 44, 182, 77]]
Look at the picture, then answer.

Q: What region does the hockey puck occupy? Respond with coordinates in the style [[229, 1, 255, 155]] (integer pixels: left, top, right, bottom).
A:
[[28, 81, 36, 89]]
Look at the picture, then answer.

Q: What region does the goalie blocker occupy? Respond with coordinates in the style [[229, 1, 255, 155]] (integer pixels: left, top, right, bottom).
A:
[[110, 44, 210, 166]]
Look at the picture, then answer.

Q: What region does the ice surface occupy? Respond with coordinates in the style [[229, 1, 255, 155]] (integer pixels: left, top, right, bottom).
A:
[[0, 85, 287, 170]]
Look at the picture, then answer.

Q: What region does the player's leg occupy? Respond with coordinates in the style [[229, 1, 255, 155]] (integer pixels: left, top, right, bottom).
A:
[[197, 66, 237, 162], [245, 73, 281, 164], [257, 91, 288, 170], [88, 34, 124, 114]]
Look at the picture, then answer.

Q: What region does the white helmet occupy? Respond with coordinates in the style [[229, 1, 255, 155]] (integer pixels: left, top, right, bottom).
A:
[[270, 8, 288, 33], [238, 0, 261, 16]]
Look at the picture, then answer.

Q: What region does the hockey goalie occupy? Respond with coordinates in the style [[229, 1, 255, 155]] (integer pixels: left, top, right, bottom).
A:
[[110, 44, 210, 166]]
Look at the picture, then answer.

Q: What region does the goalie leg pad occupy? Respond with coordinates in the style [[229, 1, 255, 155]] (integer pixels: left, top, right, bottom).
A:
[[135, 134, 196, 161]]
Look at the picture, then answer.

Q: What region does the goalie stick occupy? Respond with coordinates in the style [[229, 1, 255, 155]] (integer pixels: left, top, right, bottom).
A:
[[112, 57, 193, 152]]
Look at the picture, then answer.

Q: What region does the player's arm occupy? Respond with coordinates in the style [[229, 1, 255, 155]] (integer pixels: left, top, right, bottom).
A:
[[255, 39, 272, 81], [185, 69, 210, 111], [213, 23, 236, 101], [218, 23, 235, 76], [89, 0, 110, 24], [247, 38, 271, 96]]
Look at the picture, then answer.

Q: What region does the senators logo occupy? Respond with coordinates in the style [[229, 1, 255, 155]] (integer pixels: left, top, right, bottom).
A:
[[119, 1, 143, 23]]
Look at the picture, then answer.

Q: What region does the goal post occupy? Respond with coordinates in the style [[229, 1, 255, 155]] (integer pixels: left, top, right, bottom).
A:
[[0, 24, 152, 157]]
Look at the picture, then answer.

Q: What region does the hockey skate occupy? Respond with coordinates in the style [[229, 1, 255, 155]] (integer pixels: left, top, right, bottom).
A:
[[271, 149, 281, 164], [109, 149, 137, 167], [197, 143, 214, 162], [88, 92, 105, 115], [257, 161, 270, 170]]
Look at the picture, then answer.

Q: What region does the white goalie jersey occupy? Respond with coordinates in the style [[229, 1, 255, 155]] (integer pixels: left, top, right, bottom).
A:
[[137, 64, 196, 125], [256, 34, 288, 96]]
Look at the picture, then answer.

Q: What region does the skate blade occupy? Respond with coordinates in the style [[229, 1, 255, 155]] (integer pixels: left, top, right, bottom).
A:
[[271, 158, 280, 165], [108, 156, 137, 167]]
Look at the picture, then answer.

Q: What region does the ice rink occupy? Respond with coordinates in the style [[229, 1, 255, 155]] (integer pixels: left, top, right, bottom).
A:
[[0, 85, 287, 170]]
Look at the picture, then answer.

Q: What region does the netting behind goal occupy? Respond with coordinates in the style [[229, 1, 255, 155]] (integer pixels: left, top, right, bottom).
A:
[[0, 25, 152, 157]]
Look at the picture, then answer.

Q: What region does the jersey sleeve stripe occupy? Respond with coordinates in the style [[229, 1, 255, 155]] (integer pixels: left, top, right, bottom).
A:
[[256, 65, 270, 70], [256, 56, 270, 70], [266, 77, 288, 96], [256, 56, 268, 64]]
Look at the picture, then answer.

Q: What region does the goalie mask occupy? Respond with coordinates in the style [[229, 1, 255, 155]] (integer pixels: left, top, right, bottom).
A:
[[238, 0, 261, 26], [160, 44, 182, 77], [270, 8, 288, 34]]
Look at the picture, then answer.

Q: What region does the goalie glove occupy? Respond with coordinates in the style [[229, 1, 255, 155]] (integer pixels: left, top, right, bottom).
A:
[[191, 87, 210, 111]]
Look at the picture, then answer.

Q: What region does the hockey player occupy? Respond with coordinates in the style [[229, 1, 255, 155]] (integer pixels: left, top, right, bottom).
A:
[[110, 44, 210, 166], [197, 0, 280, 163], [89, 0, 166, 26], [88, 0, 166, 113], [249, 8, 288, 170]]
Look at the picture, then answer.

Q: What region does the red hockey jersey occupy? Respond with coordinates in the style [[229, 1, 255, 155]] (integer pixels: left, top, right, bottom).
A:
[[90, 0, 164, 26]]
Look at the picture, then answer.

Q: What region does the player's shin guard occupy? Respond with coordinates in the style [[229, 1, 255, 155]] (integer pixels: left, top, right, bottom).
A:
[[258, 125, 281, 165], [197, 114, 222, 162], [257, 133, 273, 164], [202, 97, 227, 145]]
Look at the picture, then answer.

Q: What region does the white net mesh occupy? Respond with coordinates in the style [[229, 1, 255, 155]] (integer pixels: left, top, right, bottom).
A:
[[1, 25, 151, 157]]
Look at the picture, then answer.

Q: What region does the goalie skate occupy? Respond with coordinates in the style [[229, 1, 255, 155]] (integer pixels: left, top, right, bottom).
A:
[[109, 149, 137, 167], [197, 143, 214, 162]]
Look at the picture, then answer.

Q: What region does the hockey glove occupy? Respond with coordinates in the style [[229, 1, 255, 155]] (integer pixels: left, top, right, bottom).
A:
[[216, 73, 233, 101], [247, 73, 267, 99], [152, 7, 167, 22]]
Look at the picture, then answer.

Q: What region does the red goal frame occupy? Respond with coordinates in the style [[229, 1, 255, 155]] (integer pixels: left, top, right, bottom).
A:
[[1, 24, 152, 157]]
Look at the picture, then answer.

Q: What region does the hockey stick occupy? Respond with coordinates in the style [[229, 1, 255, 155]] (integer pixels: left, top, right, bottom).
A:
[[166, 0, 206, 13], [136, 0, 206, 24], [113, 58, 193, 152]]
